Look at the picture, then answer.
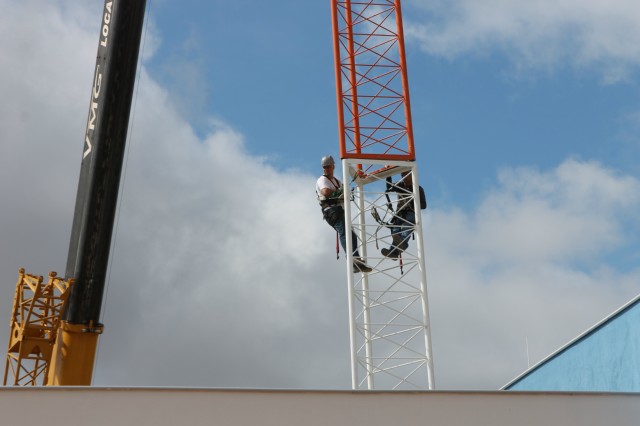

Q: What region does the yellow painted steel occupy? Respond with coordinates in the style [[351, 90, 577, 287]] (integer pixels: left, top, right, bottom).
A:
[[47, 321, 103, 386], [4, 270, 73, 386], [4, 269, 104, 386]]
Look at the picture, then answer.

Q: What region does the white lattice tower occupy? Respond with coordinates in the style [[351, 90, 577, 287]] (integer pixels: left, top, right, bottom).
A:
[[343, 159, 434, 390]]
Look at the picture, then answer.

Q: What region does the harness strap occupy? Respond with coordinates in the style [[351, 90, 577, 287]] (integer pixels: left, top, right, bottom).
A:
[[385, 176, 394, 213], [371, 206, 387, 249]]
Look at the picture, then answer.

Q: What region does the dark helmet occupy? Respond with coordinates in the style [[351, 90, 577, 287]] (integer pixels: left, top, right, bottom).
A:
[[321, 155, 335, 167]]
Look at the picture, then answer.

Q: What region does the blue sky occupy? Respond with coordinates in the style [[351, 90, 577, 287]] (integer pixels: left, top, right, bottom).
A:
[[146, 0, 338, 170], [146, 0, 640, 272], [2, 0, 640, 390], [146, 0, 640, 207]]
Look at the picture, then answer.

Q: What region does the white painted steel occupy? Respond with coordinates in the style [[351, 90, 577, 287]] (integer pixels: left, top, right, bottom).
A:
[[355, 179, 376, 390], [409, 165, 436, 389], [341, 163, 359, 389], [342, 158, 434, 390]]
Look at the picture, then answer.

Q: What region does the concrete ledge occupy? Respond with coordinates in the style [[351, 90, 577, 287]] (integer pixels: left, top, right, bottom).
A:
[[1, 388, 639, 425]]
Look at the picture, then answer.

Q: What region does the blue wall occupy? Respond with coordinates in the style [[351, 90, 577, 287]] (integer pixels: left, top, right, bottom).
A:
[[507, 298, 640, 392]]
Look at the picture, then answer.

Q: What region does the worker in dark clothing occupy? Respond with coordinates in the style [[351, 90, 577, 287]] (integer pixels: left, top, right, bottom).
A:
[[381, 171, 427, 258], [316, 155, 372, 273]]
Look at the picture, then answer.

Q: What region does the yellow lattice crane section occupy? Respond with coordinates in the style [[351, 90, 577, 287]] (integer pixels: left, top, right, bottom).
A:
[[4, 269, 73, 386]]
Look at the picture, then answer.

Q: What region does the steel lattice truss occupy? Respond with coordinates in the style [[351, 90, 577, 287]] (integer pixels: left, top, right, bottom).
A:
[[332, 0, 433, 390], [4, 270, 72, 386], [343, 160, 434, 390], [332, 0, 415, 163]]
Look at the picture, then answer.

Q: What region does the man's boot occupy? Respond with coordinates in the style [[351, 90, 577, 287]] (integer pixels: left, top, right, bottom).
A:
[[353, 257, 373, 273], [381, 247, 399, 258], [382, 234, 403, 259]]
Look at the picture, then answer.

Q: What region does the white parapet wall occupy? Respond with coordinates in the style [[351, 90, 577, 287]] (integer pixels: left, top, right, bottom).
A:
[[1, 388, 639, 425]]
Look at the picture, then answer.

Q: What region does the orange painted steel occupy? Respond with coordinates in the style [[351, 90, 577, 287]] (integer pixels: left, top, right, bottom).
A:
[[331, 0, 416, 163]]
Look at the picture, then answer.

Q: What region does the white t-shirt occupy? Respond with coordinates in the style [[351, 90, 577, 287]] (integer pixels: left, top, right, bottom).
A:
[[316, 175, 343, 206]]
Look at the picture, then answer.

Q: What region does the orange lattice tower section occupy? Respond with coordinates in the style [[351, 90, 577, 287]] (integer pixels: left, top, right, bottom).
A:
[[332, 0, 415, 166]]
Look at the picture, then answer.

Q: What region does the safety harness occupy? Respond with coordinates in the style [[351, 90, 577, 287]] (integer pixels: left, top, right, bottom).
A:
[[370, 176, 421, 275], [318, 174, 344, 259]]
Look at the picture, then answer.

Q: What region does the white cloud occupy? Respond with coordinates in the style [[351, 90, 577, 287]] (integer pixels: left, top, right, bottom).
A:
[[0, 0, 350, 389], [470, 159, 640, 263], [426, 160, 640, 389], [0, 0, 99, 273], [405, 0, 640, 82]]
